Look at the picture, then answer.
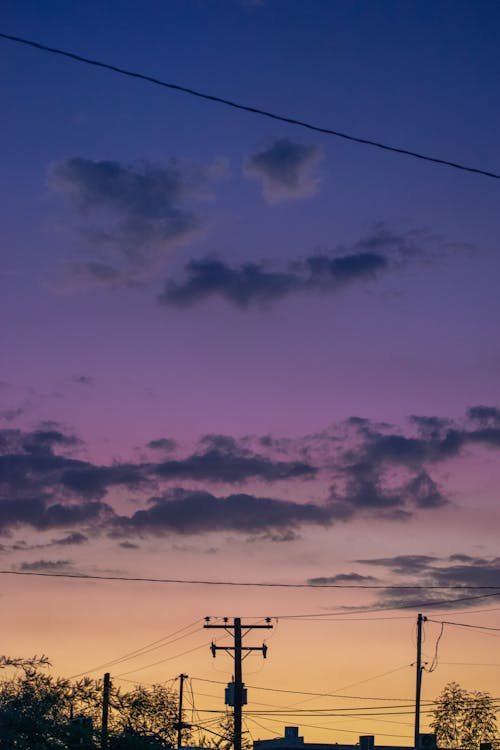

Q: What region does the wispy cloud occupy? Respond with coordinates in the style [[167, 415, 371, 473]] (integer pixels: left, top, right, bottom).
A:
[[50, 156, 228, 286], [244, 138, 323, 203], [353, 554, 500, 610], [18, 559, 74, 572]]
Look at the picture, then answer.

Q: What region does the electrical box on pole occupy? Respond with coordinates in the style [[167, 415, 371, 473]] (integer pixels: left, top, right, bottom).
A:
[[225, 681, 247, 706]]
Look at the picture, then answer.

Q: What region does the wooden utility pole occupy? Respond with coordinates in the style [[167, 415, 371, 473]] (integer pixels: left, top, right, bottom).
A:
[[177, 673, 188, 749], [101, 672, 111, 750], [414, 613, 427, 749], [233, 619, 243, 750], [205, 617, 272, 750]]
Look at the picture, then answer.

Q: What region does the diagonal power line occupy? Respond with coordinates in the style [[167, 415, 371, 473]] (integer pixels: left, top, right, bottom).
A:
[[2, 569, 500, 590], [1, 30, 499, 181]]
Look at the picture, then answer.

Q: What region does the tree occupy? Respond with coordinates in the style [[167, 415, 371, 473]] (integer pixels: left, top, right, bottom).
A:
[[0, 654, 50, 670], [431, 682, 498, 750], [110, 682, 182, 747], [0, 665, 73, 749], [194, 713, 252, 750], [0, 660, 181, 750]]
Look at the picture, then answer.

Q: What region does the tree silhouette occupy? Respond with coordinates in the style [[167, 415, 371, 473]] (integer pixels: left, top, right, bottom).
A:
[[431, 682, 498, 750], [0, 660, 181, 749]]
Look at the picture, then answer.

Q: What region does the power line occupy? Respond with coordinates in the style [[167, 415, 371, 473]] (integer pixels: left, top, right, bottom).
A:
[[0, 30, 499, 181], [114, 642, 210, 677], [277, 603, 500, 619], [2, 569, 500, 591], [190, 674, 423, 702], [441, 662, 500, 668], [4, 569, 500, 617], [280, 591, 500, 612], [67, 619, 201, 679], [428, 618, 500, 633]]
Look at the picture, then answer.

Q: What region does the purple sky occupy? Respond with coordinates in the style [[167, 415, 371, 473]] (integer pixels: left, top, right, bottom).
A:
[[1, 1, 500, 744]]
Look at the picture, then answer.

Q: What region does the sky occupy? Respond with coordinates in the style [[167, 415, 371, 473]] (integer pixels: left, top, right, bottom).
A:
[[1, 0, 500, 745]]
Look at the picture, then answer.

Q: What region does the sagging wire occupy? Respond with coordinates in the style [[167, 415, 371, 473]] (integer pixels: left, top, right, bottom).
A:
[[426, 622, 445, 673]]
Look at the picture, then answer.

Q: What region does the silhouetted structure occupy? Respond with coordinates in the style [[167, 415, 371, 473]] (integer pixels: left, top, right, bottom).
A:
[[253, 727, 438, 750]]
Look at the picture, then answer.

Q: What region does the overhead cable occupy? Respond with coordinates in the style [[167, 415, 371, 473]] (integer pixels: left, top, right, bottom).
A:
[[67, 619, 201, 679], [428, 618, 500, 633], [2, 569, 500, 590], [0, 31, 499, 181]]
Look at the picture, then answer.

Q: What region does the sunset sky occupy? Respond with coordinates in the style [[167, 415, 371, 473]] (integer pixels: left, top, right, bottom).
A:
[[1, 1, 500, 744]]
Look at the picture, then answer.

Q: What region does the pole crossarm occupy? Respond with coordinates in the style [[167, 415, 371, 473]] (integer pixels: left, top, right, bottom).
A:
[[209, 646, 269, 651], [203, 624, 273, 629]]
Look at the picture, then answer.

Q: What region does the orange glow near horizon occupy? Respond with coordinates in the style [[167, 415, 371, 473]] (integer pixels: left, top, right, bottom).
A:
[[2, 573, 499, 746]]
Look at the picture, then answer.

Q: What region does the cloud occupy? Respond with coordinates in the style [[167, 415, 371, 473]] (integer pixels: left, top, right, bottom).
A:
[[344, 411, 500, 470], [1, 406, 499, 541], [355, 555, 439, 575], [0, 406, 25, 422], [0, 497, 113, 534], [308, 573, 378, 585], [18, 559, 73, 572], [73, 375, 95, 387], [112, 489, 335, 537], [353, 554, 500, 609], [244, 138, 323, 203], [327, 405, 500, 520], [158, 223, 442, 309], [50, 156, 226, 285], [0, 426, 318, 537], [51, 532, 88, 546], [159, 251, 389, 309], [147, 438, 177, 453], [153, 438, 316, 483], [467, 405, 500, 426]]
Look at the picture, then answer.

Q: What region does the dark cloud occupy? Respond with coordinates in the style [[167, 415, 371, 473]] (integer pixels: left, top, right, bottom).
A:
[[380, 408, 500, 462], [354, 554, 500, 610], [158, 223, 444, 309], [147, 438, 177, 452], [308, 573, 378, 585], [118, 541, 140, 549], [160, 257, 299, 308], [159, 251, 388, 309], [256, 529, 300, 543], [50, 156, 227, 285], [0, 497, 113, 534], [331, 405, 500, 518], [467, 405, 500, 426], [0, 426, 318, 538], [112, 489, 335, 536], [51, 532, 88, 546], [2, 407, 500, 541], [3, 425, 318, 510], [60, 464, 150, 498], [355, 555, 439, 575], [154, 442, 316, 483], [21, 429, 81, 455], [244, 138, 323, 203], [18, 559, 73, 572], [331, 458, 448, 521], [73, 375, 95, 387]]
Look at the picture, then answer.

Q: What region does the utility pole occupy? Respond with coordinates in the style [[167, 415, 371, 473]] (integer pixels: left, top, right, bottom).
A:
[[205, 617, 272, 750], [177, 673, 189, 749], [414, 613, 427, 750], [101, 672, 111, 750]]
